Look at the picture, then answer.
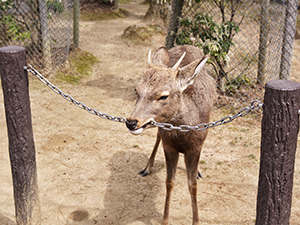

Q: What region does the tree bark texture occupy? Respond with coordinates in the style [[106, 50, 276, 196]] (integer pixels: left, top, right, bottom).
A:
[[279, 0, 298, 80], [166, 0, 184, 49], [257, 0, 269, 84], [0, 46, 41, 225], [38, 0, 52, 75], [73, 0, 80, 49], [144, 0, 172, 28], [256, 80, 300, 225]]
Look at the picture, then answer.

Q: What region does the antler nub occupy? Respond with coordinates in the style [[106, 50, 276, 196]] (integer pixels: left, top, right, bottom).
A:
[[172, 52, 186, 71], [148, 50, 152, 64]]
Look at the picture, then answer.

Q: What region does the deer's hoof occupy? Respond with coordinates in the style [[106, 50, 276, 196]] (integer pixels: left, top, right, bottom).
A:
[[197, 171, 202, 179], [139, 169, 150, 177]]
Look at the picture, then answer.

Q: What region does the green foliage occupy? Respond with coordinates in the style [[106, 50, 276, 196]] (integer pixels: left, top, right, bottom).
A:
[[3, 15, 30, 41], [0, 0, 12, 11], [176, 14, 239, 64], [46, 0, 64, 13], [58, 50, 99, 84], [224, 75, 254, 94], [0, 0, 31, 42], [247, 154, 258, 162], [1, 0, 65, 43]]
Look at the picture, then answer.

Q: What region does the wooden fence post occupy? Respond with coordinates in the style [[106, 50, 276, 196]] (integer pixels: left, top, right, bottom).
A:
[[279, 0, 298, 80], [256, 80, 300, 225], [0, 46, 41, 225], [257, 0, 269, 84], [73, 0, 80, 49]]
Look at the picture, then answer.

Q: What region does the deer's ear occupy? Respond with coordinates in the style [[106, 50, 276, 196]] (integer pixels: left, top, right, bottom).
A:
[[177, 56, 209, 91], [152, 46, 170, 66]]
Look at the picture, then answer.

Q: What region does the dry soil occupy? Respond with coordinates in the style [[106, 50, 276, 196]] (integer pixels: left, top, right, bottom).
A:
[[0, 1, 300, 224]]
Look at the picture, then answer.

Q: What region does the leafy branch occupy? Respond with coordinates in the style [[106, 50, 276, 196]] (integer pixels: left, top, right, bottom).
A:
[[176, 0, 245, 90], [176, 13, 239, 89], [0, 0, 31, 42]]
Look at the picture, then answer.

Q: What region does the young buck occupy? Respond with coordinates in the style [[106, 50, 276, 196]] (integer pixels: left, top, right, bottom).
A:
[[126, 45, 217, 225]]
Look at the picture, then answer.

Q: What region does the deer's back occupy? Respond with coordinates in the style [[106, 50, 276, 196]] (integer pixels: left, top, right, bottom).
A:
[[169, 45, 205, 68]]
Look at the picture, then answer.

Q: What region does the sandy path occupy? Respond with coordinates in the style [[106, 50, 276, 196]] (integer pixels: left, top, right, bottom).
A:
[[0, 1, 300, 224]]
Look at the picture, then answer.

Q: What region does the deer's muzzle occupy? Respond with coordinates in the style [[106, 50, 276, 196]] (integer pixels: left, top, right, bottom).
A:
[[126, 119, 138, 131], [126, 118, 153, 135]]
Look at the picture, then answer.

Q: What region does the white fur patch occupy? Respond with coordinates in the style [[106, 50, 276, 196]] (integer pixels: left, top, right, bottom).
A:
[[129, 127, 144, 135]]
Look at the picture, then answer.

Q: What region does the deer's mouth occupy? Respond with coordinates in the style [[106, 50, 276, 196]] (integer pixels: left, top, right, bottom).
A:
[[129, 121, 153, 135]]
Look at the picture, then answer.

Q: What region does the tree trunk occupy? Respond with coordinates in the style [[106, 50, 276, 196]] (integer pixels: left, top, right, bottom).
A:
[[279, 0, 298, 80], [144, 0, 172, 28], [38, 0, 52, 75], [73, 0, 80, 49], [257, 0, 270, 84], [165, 0, 184, 49]]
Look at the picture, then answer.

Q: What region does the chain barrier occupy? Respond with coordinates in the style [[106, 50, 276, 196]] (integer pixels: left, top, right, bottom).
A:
[[25, 64, 263, 132], [151, 100, 263, 132], [25, 64, 127, 123]]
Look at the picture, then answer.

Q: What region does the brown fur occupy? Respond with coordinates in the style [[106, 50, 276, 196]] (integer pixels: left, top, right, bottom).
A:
[[126, 45, 217, 225]]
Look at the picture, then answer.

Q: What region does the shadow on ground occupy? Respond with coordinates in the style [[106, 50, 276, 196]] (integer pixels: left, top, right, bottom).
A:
[[84, 74, 138, 102], [0, 212, 15, 225], [66, 151, 164, 225]]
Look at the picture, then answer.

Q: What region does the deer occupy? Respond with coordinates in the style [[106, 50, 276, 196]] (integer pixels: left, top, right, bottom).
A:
[[125, 45, 217, 225]]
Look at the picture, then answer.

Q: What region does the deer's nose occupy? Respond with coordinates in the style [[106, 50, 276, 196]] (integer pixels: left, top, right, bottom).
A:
[[126, 119, 138, 130]]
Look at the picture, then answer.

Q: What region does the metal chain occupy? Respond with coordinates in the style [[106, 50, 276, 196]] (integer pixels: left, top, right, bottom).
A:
[[25, 64, 263, 131], [24, 64, 126, 123], [150, 100, 263, 132]]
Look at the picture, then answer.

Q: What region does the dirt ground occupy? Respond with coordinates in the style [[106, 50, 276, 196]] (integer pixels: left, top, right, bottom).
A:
[[1, 1, 300, 224]]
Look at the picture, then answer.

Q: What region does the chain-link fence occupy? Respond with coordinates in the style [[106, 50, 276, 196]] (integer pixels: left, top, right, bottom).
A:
[[166, 0, 298, 108], [80, 0, 118, 11], [1, 0, 298, 108], [0, 0, 74, 74]]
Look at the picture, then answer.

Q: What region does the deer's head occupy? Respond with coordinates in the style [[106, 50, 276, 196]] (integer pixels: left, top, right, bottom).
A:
[[126, 47, 208, 135]]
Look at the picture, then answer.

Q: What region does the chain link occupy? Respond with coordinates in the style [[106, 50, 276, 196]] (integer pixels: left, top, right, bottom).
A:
[[150, 100, 263, 132], [25, 64, 126, 123], [25, 64, 263, 131]]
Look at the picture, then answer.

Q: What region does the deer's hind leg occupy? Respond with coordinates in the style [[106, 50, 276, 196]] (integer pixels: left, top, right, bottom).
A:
[[139, 131, 161, 176], [185, 149, 201, 225]]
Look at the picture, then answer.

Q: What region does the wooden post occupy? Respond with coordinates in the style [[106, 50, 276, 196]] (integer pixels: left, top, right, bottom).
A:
[[279, 0, 298, 80], [73, 0, 80, 49], [0, 46, 41, 225], [257, 0, 269, 84], [38, 0, 52, 76], [256, 80, 300, 225]]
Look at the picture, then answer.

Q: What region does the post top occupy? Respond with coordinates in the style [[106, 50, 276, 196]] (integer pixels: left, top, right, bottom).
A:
[[0, 46, 26, 53], [266, 79, 300, 91]]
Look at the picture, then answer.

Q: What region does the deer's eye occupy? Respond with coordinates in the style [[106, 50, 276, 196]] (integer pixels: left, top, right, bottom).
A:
[[158, 95, 169, 101]]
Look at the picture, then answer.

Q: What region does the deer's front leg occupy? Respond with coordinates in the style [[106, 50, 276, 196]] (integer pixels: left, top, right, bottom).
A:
[[185, 150, 201, 225], [139, 131, 161, 176], [162, 147, 179, 225]]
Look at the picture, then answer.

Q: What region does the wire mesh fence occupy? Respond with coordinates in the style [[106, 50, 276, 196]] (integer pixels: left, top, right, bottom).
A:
[[166, 0, 299, 108], [80, 0, 118, 11], [1, 0, 298, 109], [0, 0, 74, 75]]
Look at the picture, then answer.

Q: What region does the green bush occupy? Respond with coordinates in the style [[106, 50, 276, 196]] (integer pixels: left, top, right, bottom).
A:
[[176, 13, 240, 90]]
